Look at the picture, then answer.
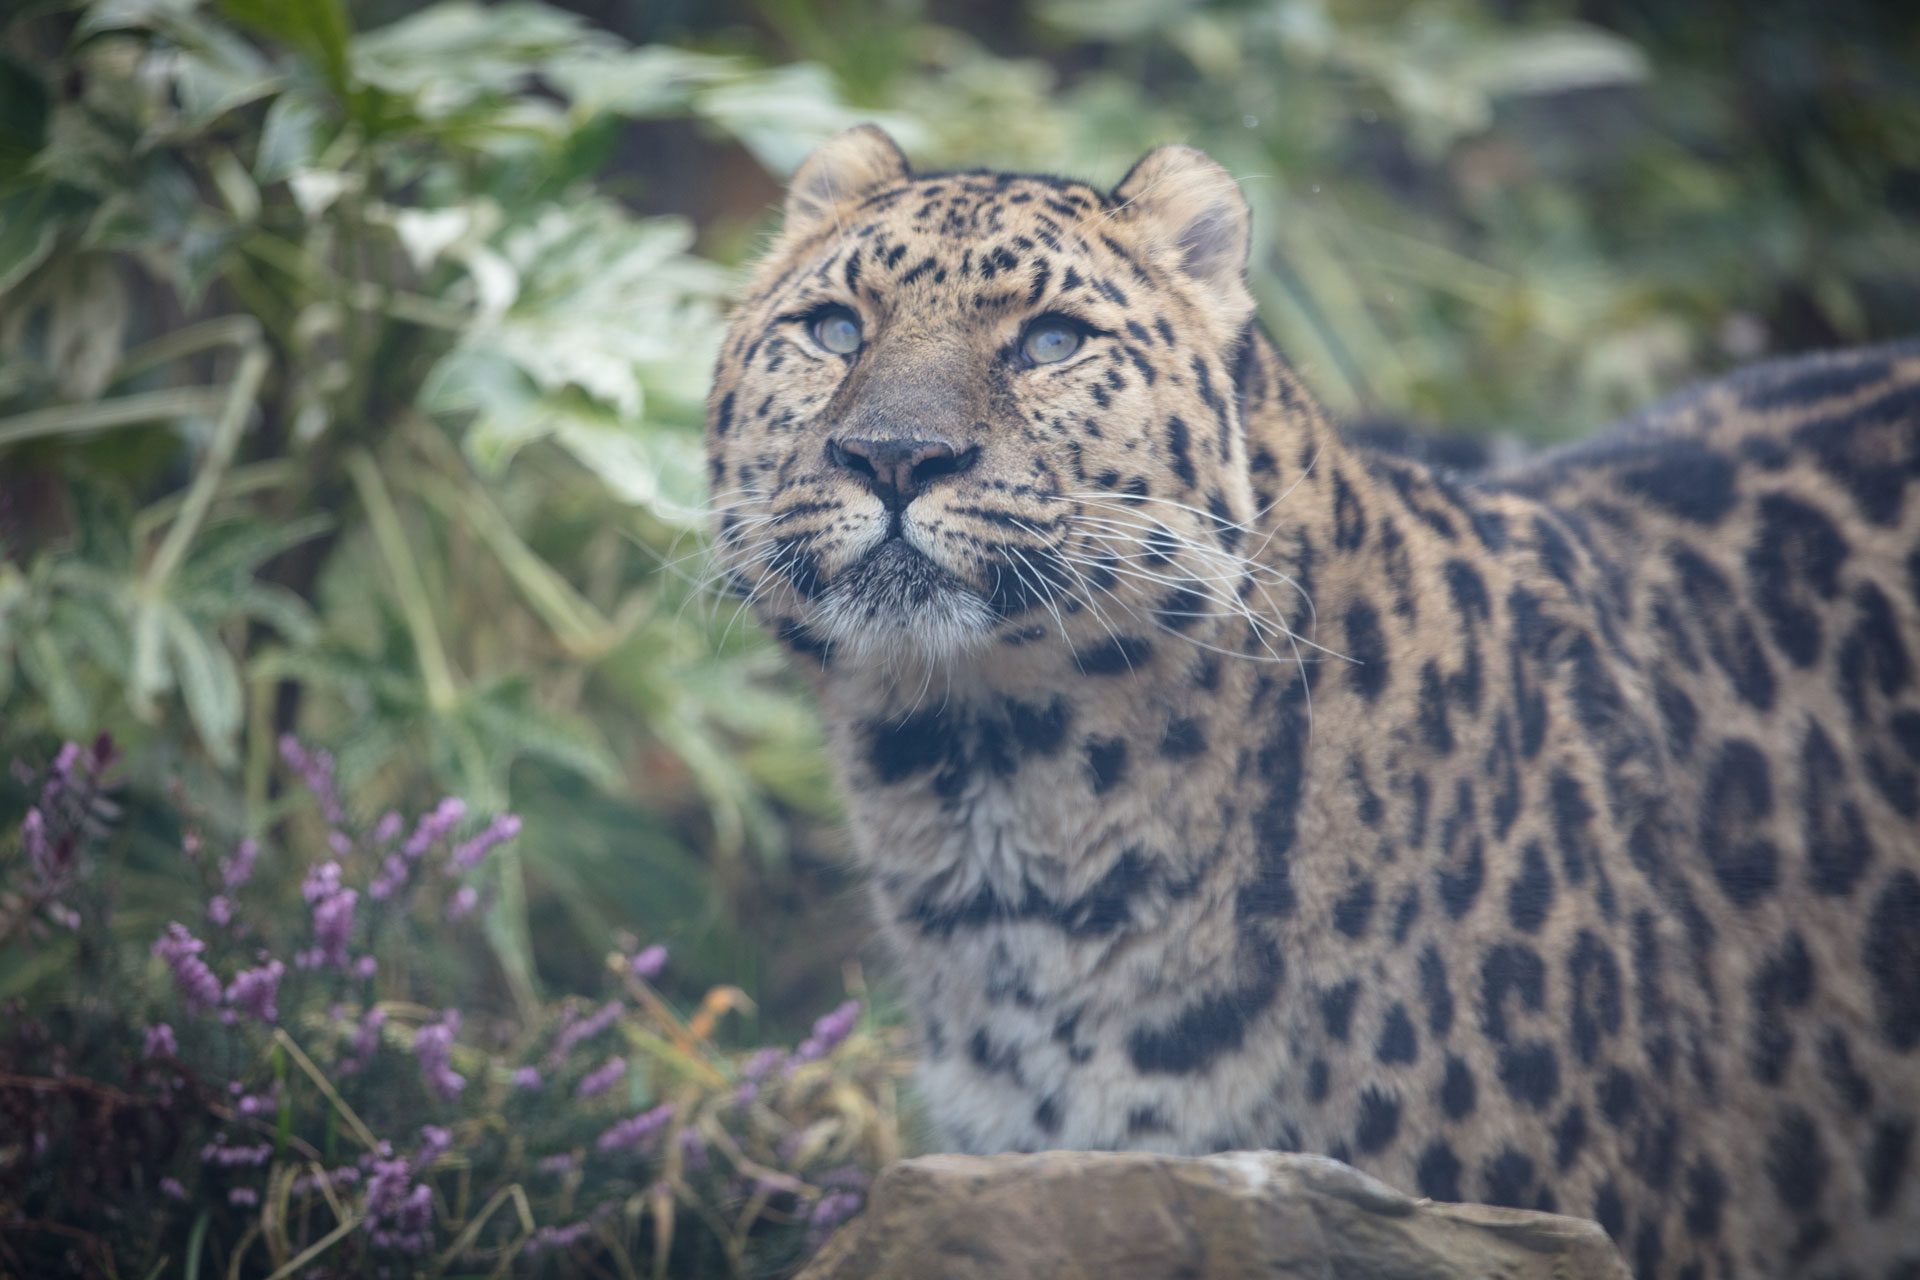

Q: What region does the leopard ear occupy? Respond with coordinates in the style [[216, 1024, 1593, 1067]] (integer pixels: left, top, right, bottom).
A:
[[782, 125, 911, 242], [1112, 144, 1253, 324]]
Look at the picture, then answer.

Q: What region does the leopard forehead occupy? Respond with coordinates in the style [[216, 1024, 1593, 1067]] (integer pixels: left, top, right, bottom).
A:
[[734, 168, 1229, 349]]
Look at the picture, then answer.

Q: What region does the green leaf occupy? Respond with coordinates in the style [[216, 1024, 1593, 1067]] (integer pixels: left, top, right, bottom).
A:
[[0, 188, 60, 298], [349, 2, 606, 123], [0, 53, 52, 185], [20, 626, 90, 732], [175, 513, 333, 592], [693, 63, 921, 176], [460, 679, 622, 789], [159, 602, 242, 766], [218, 0, 354, 94], [254, 90, 328, 183], [167, 19, 283, 130], [221, 581, 322, 643], [1456, 26, 1649, 99], [78, 0, 203, 37], [551, 408, 709, 526]]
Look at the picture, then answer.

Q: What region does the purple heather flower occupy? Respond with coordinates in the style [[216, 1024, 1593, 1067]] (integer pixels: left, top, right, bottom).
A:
[[21, 738, 116, 896], [346, 1006, 388, 1069], [201, 1138, 273, 1167], [302, 860, 341, 904], [207, 895, 233, 927], [791, 1000, 862, 1067], [363, 1158, 434, 1253], [809, 1191, 864, 1232], [448, 813, 521, 873], [512, 1066, 542, 1090], [279, 735, 343, 826], [677, 1126, 709, 1173], [327, 829, 353, 857], [220, 839, 259, 890], [226, 958, 284, 1023], [536, 1152, 579, 1176], [444, 885, 479, 922], [404, 798, 466, 860], [353, 955, 378, 980], [373, 811, 403, 844], [369, 853, 408, 901], [160, 1177, 187, 1201], [237, 1083, 280, 1116], [595, 1102, 671, 1152], [292, 1165, 361, 1195], [229, 1187, 259, 1208], [415, 1125, 453, 1166], [576, 1056, 626, 1100], [817, 1165, 872, 1191], [414, 1011, 465, 1101], [628, 944, 667, 980], [299, 864, 357, 969], [524, 1221, 592, 1258], [742, 1047, 785, 1081], [153, 924, 222, 1011], [143, 1024, 178, 1059], [546, 1000, 622, 1068], [21, 808, 51, 885]]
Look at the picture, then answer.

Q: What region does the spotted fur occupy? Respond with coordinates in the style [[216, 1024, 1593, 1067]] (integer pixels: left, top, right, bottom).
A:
[[705, 126, 1920, 1278]]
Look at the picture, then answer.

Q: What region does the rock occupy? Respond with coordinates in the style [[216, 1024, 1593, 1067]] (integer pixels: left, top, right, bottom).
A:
[[798, 1150, 1631, 1280]]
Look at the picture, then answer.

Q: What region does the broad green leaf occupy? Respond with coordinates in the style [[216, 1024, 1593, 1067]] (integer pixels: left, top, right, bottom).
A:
[[286, 167, 358, 219], [160, 602, 243, 766], [552, 410, 709, 525], [0, 53, 51, 186], [254, 90, 328, 183], [175, 513, 333, 591], [0, 188, 61, 298], [217, 0, 353, 94], [78, 0, 202, 36], [1457, 26, 1648, 98], [349, 1, 607, 122], [167, 21, 283, 130], [542, 45, 738, 120], [217, 581, 321, 644], [21, 626, 90, 732], [42, 257, 131, 400], [385, 201, 497, 271], [49, 594, 133, 683], [693, 63, 923, 176], [460, 680, 622, 790]]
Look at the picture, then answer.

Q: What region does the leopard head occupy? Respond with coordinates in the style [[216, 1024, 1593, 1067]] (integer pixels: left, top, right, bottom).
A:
[[706, 126, 1276, 669]]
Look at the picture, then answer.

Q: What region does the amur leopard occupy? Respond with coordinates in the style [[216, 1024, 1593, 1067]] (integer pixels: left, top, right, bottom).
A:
[[703, 125, 1920, 1278]]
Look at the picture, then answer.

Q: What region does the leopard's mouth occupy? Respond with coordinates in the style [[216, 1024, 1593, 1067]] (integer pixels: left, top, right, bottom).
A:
[[810, 538, 996, 660]]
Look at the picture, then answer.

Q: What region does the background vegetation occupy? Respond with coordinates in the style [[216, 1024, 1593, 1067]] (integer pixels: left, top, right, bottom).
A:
[[1, 0, 1915, 1274]]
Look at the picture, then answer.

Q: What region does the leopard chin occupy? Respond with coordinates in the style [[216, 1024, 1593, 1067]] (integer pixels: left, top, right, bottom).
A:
[[812, 538, 996, 663]]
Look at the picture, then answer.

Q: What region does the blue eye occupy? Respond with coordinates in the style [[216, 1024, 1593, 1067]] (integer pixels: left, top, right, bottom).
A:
[[811, 308, 862, 355], [1022, 318, 1083, 365]]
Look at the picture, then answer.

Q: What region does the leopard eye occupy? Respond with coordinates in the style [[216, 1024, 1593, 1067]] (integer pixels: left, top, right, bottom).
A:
[[811, 308, 863, 356], [1022, 317, 1083, 366]]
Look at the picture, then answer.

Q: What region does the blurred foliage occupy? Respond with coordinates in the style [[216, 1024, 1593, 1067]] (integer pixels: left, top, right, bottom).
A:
[[2, 735, 902, 1278], [0, 0, 886, 1023]]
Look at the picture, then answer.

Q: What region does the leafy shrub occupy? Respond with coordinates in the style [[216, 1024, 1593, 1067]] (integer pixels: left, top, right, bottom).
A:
[[1, 735, 902, 1278], [0, 0, 879, 1013]]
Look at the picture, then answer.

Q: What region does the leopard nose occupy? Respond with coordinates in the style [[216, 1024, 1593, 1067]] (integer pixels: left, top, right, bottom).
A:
[[826, 437, 979, 511]]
